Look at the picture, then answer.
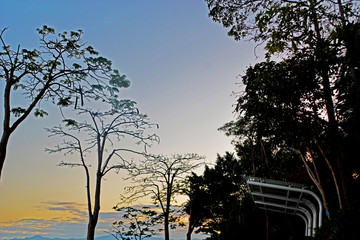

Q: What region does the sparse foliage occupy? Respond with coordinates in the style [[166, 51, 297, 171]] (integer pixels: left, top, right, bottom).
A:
[[121, 153, 205, 240], [110, 206, 163, 240], [46, 106, 159, 240], [0, 25, 130, 180]]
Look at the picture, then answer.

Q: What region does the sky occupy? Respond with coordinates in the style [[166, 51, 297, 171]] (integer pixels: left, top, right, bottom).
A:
[[0, 0, 259, 239]]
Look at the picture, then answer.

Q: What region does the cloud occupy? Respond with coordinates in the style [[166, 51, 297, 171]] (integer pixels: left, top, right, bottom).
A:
[[39, 201, 88, 222], [0, 201, 91, 239], [0, 218, 54, 239], [0, 203, 196, 240], [0, 217, 88, 239], [0, 201, 123, 239]]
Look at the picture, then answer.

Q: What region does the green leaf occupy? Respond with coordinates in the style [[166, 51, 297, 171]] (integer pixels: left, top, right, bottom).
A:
[[57, 97, 73, 106], [34, 108, 48, 118], [109, 73, 130, 88], [85, 46, 98, 55], [72, 63, 82, 69], [11, 107, 26, 117], [62, 119, 78, 127]]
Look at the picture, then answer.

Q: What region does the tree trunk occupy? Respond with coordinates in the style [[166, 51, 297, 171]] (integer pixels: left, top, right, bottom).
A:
[[186, 229, 192, 240], [87, 217, 97, 240], [298, 150, 331, 216], [164, 212, 170, 240], [310, 0, 349, 207], [186, 201, 194, 240], [0, 132, 10, 180], [86, 169, 102, 240], [0, 72, 51, 181], [314, 137, 343, 209], [321, 69, 348, 206], [0, 77, 12, 181]]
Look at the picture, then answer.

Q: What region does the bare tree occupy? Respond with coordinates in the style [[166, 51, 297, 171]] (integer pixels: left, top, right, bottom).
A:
[[46, 105, 159, 240], [0, 25, 129, 180], [121, 154, 205, 240]]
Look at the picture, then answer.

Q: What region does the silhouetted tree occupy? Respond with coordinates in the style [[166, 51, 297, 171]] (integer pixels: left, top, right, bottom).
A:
[[122, 154, 205, 240], [185, 153, 249, 240], [207, 0, 360, 214], [183, 173, 209, 240], [46, 104, 159, 240], [0, 25, 129, 180], [110, 206, 163, 240]]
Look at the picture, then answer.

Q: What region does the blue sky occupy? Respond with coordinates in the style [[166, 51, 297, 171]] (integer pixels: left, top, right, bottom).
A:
[[0, 0, 258, 239]]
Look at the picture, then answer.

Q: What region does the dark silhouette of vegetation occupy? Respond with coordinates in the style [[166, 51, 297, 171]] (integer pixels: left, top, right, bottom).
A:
[[46, 105, 159, 240], [204, 0, 360, 239], [315, 202, 360, 240], [0, 25, 129, 181], [110, 206, 163, 240], [184, 153, 263, 240], [121, 153, 204, 240]]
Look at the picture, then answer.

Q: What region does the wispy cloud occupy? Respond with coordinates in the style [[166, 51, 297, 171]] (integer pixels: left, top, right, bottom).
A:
[[41, 201, 88, 219], [0, 201, 90, 239], [0, 218, 58, 239], [0, 203, 194, 240]]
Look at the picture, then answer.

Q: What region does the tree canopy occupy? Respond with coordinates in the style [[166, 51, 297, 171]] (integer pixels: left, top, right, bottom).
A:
[[184, 153, 268, 240], [0, 26, 129, 180], [46, 104, 159, 240], [205, 0, 360, 238], [121, 153, 204, 240]]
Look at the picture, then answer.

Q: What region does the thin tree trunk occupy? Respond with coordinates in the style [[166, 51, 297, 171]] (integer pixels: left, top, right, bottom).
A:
[[251, 144, 256, 176], [259, 139, 272, 179], [297, 149, 330, 216], [87, 134, 103, 240], [164, 181, 171, 240], [314, 137, 343, 209], [186, 200, 194, 240], [0, 77, 12, 181], [0, 72, 52, 180], [310, 0, 349, 206], [87, 217, 97, 240], [186, 230, 192, 240], [337, 0, 346, 24], [164, 212, 170, 240], [87, 171, 102, 240], [0, 133, 10, 180]]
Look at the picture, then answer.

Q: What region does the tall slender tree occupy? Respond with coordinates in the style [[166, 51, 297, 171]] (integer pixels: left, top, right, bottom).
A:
[[46, 105, 159, 240], [121, 153, 204, 240]]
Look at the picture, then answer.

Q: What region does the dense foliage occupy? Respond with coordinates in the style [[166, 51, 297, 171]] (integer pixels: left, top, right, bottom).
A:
[[201, 0, 360, 239], [184, 153, 261, 240]]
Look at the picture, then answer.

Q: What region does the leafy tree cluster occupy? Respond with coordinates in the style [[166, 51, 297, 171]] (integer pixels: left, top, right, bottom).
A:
[[203, 0, 360, 239], [46, 105, 159, 240], [110, 206, 163, 240], [184, 153, 307, 240], [184, 153, 258, 240], [207, 0, 360, 212], [118, 153, 204, 240], [1, 25, 160, 240], [0, 25, 130, 180], [1, 25, 206, 240]]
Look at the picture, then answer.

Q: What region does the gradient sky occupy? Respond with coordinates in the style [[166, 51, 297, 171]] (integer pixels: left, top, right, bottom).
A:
[[0, 0, 259, 239]]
